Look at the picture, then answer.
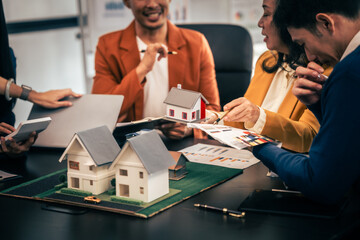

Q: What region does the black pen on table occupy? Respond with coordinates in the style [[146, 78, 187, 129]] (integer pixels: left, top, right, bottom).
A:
[[194, 203, 246, 218], [140, 49, 178, 55]]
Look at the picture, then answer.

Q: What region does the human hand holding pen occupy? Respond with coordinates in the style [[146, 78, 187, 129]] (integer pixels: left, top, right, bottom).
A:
[[213, 110, 230, 125], [136, 43, 169, 82], [221, 97, 260, 124], [293, 61, 328, 106]]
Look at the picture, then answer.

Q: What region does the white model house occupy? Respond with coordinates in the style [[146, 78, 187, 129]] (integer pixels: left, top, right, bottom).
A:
[[163, 86, 209, 122], [109, 130, 174, 203], [59, 126, 121, 195]]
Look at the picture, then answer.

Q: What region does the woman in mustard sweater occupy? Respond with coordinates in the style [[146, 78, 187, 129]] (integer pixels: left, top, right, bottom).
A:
[[211, 0, 331, 153]]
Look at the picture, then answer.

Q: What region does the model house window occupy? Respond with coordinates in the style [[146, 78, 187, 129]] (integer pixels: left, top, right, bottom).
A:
[[139, 171, 144, 179], [71, 177, 79, 188], [119, 184, 129, 197], [182, 112, 187, 120], [69, 161, 79, 170], [192, 111, 196, 119], [169, 109, 174, 117], [140, 187, 144, 194], [89, 166, 94, 171], [90, 180, 93, 185], [120, 169, 128, 176]]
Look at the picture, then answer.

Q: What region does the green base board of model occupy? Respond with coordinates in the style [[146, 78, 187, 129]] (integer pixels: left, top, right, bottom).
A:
[[1, 162, 243, 218]]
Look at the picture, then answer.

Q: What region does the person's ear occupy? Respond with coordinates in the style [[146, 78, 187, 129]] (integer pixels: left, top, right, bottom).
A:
[[316, 13, 335, 34], [123, 0, 131, 9]]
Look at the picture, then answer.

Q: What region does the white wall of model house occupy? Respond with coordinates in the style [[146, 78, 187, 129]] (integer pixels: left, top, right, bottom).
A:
[[65, 138, 115, 195], [112, 145, 170, 203], [166, 98, 201, 122]]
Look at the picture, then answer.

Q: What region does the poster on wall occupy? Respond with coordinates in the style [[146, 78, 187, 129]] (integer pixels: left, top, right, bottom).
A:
[[229, 0, 262, 43], [94, 0, 133, 30], [168, 0, 189, 23]]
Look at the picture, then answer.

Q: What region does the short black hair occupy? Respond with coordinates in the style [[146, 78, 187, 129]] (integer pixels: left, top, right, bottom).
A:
[[274, 0, 360, 31]]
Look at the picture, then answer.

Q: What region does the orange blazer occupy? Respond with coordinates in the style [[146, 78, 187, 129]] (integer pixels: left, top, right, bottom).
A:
[[92, 20, 220, 123], [226, 51, 332, 153]]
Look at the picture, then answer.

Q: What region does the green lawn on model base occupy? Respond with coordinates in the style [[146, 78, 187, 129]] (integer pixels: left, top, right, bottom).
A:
[[137, 162, 242, 217], [1, 162, 242, 218]]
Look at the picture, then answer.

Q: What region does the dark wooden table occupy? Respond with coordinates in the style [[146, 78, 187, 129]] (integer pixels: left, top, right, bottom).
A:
[[0, 138, 359, 240]]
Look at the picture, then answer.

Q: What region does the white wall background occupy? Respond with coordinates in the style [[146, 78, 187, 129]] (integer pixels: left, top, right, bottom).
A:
[[3, 0, 85, 125], [3, 0, 266, 126]]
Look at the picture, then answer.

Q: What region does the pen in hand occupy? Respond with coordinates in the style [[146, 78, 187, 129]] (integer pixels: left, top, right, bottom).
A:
[[140, 50, 178, 55], [194, 203, 246, 218], [318, 73, 328, 80], [213, 110, 230, 125]]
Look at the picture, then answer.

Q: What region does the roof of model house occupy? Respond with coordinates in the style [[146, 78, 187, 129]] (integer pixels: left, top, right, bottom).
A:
[[168, 151, 187, 171], [110, 130, 174, 174], [59, 125, 121, 166], [163, 86, 209, 109]]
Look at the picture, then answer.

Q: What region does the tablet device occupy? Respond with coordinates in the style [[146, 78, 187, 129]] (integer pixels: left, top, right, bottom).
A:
[[238, 189, 347, 219], [5, 117, 51, 144], [27, 94, 123, 148], [113, 117, 170, 147]]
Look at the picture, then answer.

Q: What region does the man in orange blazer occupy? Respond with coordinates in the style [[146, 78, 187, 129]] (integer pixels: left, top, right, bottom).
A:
[[92, 0, 220, 139]]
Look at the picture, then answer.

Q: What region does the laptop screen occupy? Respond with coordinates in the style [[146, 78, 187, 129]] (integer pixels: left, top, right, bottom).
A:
[[28, 94, 123, 148]]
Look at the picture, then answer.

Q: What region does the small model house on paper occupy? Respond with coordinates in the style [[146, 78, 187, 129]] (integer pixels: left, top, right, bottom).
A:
[[163, 85, 209, 122], [59, 126, 121, 195], [168, 151, 188, 180], [109, 130, 174, 203]]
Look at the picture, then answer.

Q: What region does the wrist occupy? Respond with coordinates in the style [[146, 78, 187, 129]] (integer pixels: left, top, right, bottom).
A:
[[19, 84, 32, 101], [251, 106, 261, 123], [136, 64, 151, 81], [26, 90, 38, 103], [4, 78, 14, 101]]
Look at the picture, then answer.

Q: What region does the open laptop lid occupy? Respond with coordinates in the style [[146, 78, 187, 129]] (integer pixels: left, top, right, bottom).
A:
[[27, 94, 123, 148]]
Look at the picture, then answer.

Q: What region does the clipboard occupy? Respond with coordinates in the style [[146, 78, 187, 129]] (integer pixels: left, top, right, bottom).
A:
[[238, 189, 347, 219]]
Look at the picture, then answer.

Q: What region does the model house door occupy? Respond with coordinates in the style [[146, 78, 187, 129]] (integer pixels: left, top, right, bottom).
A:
[[70, 177, 79, 188], [119, 184, 129, 197]]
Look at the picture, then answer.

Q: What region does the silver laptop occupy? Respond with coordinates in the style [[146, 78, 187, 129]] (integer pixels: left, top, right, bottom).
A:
[[27, 94, 123, 148]]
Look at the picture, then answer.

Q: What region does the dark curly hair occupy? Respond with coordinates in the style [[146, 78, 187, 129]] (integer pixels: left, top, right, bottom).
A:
[[262, 0, 308, 73]]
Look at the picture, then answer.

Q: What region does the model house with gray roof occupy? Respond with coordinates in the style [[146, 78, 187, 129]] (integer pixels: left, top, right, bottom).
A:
[[59, 125, 121, 195], [163, 86, 209, 122], [168, 151, 188, 180], [109, 130, 174, 202]]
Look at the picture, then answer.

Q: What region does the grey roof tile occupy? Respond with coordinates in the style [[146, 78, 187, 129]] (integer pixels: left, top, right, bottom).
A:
[[163, 87, 209, 109], [127, 130, 174, 174], [77, 125, 121, 166]]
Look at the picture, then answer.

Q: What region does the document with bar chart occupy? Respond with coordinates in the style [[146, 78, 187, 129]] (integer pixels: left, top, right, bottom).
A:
[[179, 143, 260, 169]]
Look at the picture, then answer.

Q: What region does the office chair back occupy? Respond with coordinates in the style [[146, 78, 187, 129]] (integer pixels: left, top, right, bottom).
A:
[[178, 24, 253, 108]]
